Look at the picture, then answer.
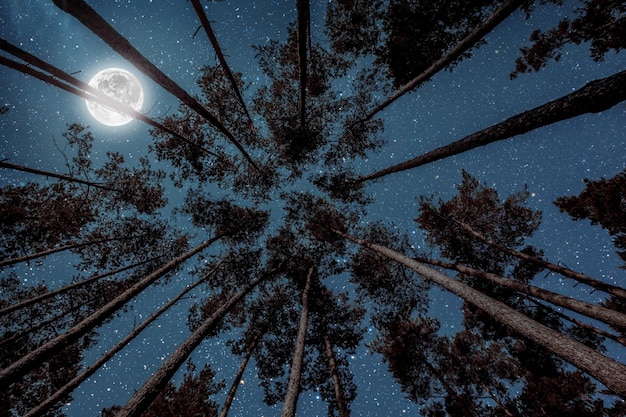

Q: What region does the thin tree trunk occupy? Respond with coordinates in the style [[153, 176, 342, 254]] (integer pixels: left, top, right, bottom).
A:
[[526, 297, 626, 348], [281, 266, 314, 417], [116, 273, 266, 417], [416, 256, 626, 329], [219, 331, 262, 417], [0, 236, 220, 386], [456, 220, 626, 300], [0, 234, 139, 269], [333, 229, 626, 398], [188, 0, 255, 129], [360, 0, 522, 122], [0, 256, 161, 316], [355, 69, 626, 183], [323, 333, 350, 417], [296, 0, 310, 131], [51, 0, 259, 171], [23, 262, 224, 417], [0, 40, 219, 159], [0, 160, 118, 192]]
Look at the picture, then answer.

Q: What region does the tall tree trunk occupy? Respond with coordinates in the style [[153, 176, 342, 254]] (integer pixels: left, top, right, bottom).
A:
[[23, 262, 224, 417], [416, 256, 626, 329], [0, 256, 161, 316], [333, 229, 626, 397], [296, 0, 310, 131], [281, 266, 314, 417], [320, 313, 349, 417], [188, 0, 255, 129], [0, 160, 118, 192], [0, 236, 220, 386], [0, 234, 140, 269], [50, 0, 259, 170], [355, 69, 626, 183], [527, 298, 626, 348], [456, 221, 626, 300], [360, 0, 522, 122], [0, 40, 219, 159], [219, 331, 262, 417], [116, 273, 266, 417]]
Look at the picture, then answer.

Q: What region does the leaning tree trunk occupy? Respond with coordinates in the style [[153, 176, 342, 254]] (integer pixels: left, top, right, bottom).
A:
[[0, 256, 161, 316], [23, 262, 224, 417], [0, 234, 140, 269], [219, 331, 262, 417], [355, 69, 626, 183], [360, 0, 522, 122], [51, 0, 259, 171], [333, 229, 626, 398], [320, 313, 350, 417], [0, 40, 219, 159], [0, 160, 118, 192], [281, 266, 314, 417], [296, 0, 310, 132], [0, 236, 219, 387], [416, 256, 626, 329], [456, 220, 626, 300], [116, 273, 266, 417], [189, 0, 255, 129]]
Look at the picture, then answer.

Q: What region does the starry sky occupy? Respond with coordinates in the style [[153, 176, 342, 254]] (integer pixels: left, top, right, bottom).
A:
[[1, 1, 625, 416]]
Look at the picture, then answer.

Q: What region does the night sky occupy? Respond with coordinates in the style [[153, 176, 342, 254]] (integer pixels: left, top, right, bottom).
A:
[[1, 1, 625, 416]]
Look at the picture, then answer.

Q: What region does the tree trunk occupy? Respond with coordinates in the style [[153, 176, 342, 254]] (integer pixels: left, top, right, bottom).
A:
[[0, 234, 140, 269], [51, 0, 259, 171], [189, 0, 254, 129], [23, 262, 224, 417], [360, 0, 522, 122], [333, 229, 626, 398], [281, 266, 314, 417], [0, 160, 118, 192], [296, 0, 310, 131], [0, 256, 161, 316], [0, 40, 219, 159], [0, 237, 219, 386], [355, 69, 626, 183], [527, 298, 626, 348], [323, 333, 350, 417], [456, 220, 626, 300], [416, 256, 626, 329], [116, 273, 266, 417], [219, 331, 262, 417]]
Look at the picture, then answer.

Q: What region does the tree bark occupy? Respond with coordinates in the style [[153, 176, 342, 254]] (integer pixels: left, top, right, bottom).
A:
[[0, 237, 219, 387], [22, 262, 224, 417], [355, 69, 626, 183], [360, 0, 522, 122], [188, 0, 255, 129], [333, 229, 626, 398], [51, 0, 259, 171], [219, 331, 262, 417], [456, 220, 626, 300], [281, 266, 314, 417], [416, 256, 626, 329], [116, 273, 266, 417]]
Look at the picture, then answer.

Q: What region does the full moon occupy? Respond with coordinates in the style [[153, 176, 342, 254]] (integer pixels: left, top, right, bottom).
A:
[[85, 68, 144, 126]]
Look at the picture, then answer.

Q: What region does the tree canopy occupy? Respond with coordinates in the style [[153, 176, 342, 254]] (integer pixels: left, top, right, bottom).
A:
[[1, 1, 625, 416]]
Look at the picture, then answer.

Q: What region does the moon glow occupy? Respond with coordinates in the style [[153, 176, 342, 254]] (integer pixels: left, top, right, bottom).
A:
[[85, 68, 144, 126]]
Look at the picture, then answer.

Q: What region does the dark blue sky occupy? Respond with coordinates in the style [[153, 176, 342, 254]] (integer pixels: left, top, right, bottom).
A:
[[1, 1, 625, 416]]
